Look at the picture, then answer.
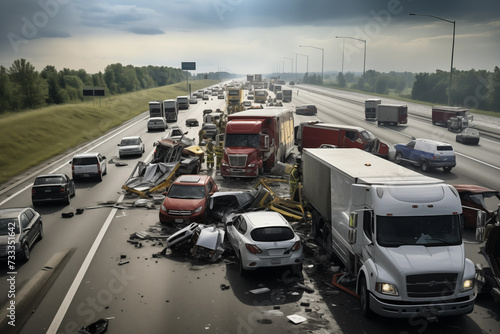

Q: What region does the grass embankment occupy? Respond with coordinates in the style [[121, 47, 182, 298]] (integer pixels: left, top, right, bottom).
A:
[[0, 80, 219, 185]]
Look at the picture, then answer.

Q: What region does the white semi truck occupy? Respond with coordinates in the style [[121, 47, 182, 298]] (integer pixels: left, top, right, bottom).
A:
[[302, 148, 481, 319]]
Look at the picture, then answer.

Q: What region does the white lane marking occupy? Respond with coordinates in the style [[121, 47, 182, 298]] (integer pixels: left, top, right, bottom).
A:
[[46, 194, 125, 334]]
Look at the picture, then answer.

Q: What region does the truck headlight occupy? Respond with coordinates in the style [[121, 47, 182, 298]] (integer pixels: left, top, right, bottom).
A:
[[375, 282, 399, 296], [462, 279, 474, 291], [194, 206, 203, 213], [248, 163, 256, 167]]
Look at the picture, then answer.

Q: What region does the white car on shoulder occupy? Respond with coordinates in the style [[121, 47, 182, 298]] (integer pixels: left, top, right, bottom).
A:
[[225, 211, 303, 274]]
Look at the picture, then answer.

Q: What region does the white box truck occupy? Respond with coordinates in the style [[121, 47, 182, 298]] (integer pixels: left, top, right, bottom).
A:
[[162, 99, 178, 122], [302, 148, 480, 319], [376, 104, 408, 126], [364, 99, 381, 119]]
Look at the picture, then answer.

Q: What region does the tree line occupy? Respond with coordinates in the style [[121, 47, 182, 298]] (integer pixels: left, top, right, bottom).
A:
[[331, 67, 500, 112], [0, 59, 188, 113]]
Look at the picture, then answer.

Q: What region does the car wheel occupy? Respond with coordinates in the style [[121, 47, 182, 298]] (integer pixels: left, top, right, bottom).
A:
[[395, 152, 402, 164], [420, 160, 429, 172], [32, 200, 39, 207], [38, 222, 44, 240], [64, 193, 71, 205], [359, 276, 373, 318], [97, 173, 103, 182], [443, 166, 452, 173], [103, 166, 107, 176], [21, 243, 30, 262]]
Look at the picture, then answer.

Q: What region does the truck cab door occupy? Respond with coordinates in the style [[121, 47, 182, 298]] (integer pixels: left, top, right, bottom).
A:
[[348, 184, 373, 255]]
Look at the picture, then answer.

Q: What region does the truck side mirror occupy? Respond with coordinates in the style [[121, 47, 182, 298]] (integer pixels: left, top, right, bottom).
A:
[[475, 210, 486, 242], [348, 212, 358, 244]]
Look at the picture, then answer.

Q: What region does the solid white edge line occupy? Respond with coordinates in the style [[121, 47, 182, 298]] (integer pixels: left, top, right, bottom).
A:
[[46, 194, 125, 334]]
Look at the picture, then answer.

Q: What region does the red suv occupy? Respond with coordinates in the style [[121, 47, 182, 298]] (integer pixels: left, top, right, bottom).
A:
[[159, 175, 219, 225]]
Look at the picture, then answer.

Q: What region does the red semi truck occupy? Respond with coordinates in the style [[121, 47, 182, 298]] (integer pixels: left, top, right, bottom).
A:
[[294, 121, 393, 159], [221, 108, 294, 178]]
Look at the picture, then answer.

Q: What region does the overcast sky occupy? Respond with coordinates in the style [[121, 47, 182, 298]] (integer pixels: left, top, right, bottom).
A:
[[1, 0, 499, 76]]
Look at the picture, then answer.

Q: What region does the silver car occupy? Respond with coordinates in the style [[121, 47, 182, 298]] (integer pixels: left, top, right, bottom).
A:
[[225, 211, 303, 274], [147, 117, 167, 132], [118, 136, 145, 158]]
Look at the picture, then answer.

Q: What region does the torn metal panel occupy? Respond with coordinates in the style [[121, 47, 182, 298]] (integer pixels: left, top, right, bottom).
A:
[[166, 223, 199, 248], [122, 161, 179, 198], [208, 190, 257, 221], [191, 225, 225, 262]]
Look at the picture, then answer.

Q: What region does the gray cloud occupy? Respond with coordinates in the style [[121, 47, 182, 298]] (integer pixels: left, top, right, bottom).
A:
[[127, 27, 164, 35]]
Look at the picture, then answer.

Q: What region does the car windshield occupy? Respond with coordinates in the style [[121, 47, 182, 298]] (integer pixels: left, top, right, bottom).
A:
[[34, 176, 64, 185], [168, 184, 206, 199], [0, 218, 20, 235], [250, 227, 295, 242], [121, 138, 140, 146], [377, 215, 462, 247], [360, 130, 376, 142], [225, 134, 260, 148]]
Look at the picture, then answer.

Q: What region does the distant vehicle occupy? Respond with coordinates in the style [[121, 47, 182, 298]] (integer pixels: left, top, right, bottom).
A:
[[456, 128, 480, 145], [176, 96, 189, 110], [453, 184, 500, 228], [242, 100, 252, 107], [218, 93, 224, 99], [149, 101, 163, 119], [118, 136, 145, 158], [275, 91, 282, 100], [432, 106, 474, 128], [70, 152, 107, 181], [203, 94, 210, 100], [159, 175, 219, 226], [162, 99, 177, 122], [0, 207, 43, 262], [225, 211, 303, 274], [185, 118, 199, 127], [282, 89, 292, 102], [203, 109, 213, 115], [147, 117, 167, 132], [376, 104, 408, 126], [189, 97, 198, 104], [201, 123, 218, 140], [295, 105, 317, 115], [253, 89, 268, 103], [364, 99, 381, 119], [394, 138, 456, 172], [32, 174, 75, 205]]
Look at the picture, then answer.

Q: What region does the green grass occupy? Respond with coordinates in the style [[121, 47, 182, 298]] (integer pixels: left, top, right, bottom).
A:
[[0, 80, 219, 185]]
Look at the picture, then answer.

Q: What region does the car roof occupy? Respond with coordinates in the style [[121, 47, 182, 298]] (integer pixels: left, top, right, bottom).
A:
[[121, 136, 140, 140], [149, 117, 165, 121], [0, 207, 29, 218], [36, 174, 66, 179], [174, 174, 212, 185], [73, 152, 101, 158], [415, 138, 452, 146], [241, 211, 289, 229]]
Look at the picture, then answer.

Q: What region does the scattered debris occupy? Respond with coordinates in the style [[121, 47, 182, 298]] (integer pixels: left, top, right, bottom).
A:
[[287, 314, 307, 325], [300, 302, 310, 307], [220, 284, 230, 291], [76, 208, 84, 214], [77, 318, 109, 334], [296, 282, 314, 293], [61, 212, 74, 218], [118, 260, 129, 266]]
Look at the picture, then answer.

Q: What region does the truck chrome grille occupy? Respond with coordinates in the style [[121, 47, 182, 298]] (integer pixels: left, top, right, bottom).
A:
[[406, 273, 457, 297], [229, 155, 247, 167]]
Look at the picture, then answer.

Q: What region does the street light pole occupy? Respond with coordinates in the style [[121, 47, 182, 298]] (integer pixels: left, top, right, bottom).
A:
[[300, 45, 324, 84], [335, 36, 366, 87], [410, 13, 455, 106], [284, 57, 293, 81]]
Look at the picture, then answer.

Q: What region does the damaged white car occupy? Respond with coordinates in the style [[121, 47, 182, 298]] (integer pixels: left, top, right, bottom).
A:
[[166, 223, 225, 262]]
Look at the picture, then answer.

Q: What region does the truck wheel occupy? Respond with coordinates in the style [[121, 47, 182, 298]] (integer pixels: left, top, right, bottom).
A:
[[360, 276, 373, 318], [395, 152, 402, 164], [443, 166, 452, 173], [420, 160, 429, 172], [377, 121, 381, 126]]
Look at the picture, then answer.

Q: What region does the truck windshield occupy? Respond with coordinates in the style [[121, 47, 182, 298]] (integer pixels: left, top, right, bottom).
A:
[[376, 215, 462, 247], [225, 134, 260, 148]]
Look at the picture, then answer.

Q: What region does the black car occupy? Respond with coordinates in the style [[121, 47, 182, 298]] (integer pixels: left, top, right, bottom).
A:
[[201, 123, 218, 140], [185, 118, 199, 127], [456, 128, 480, 145], [295, 104, 318, 115], [0, 207, 43, 262], [32, 174, 75, 205], [203, 109, 213, 115]]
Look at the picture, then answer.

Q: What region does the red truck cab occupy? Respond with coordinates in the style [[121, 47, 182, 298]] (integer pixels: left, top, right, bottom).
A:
[[221, 108, 294, 178]]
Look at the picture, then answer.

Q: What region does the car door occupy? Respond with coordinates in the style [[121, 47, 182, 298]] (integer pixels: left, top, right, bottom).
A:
[[20, 210, 37, 248]]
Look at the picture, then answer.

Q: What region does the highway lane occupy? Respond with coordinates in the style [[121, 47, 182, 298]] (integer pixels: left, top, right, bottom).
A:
[[0, 84, 499, 333]]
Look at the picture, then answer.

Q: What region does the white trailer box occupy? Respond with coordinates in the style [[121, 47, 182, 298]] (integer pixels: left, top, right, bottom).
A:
[[364, 99, 381, 119], [376, 104, 408, 126], [302, 148, 477, 319]]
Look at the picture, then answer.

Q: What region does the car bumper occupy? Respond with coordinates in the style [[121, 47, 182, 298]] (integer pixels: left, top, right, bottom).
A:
[[119, 150, 142, 156], [159, 210, 205, 225], [241, 252, 303, 270], [369, 292, 475, 318], [32, 195, 67, 203], [428, 161, 456, 168]]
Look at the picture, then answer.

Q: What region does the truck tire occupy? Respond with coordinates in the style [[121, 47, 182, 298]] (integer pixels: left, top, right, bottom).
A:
[[420, 160, 429, 172], [359, 276, 373, 318], [443, 166, 452, 173]]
